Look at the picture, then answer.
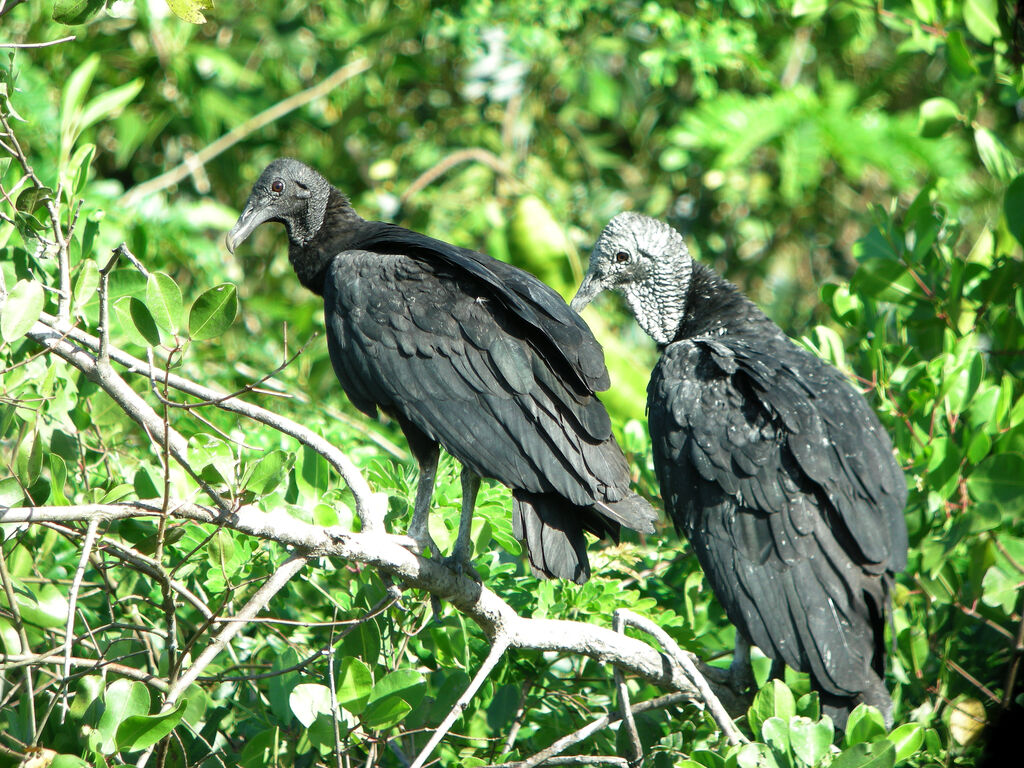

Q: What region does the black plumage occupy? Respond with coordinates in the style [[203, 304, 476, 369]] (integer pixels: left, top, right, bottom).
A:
[[226, 159, 656, 583], [572, 212, 908, 727]]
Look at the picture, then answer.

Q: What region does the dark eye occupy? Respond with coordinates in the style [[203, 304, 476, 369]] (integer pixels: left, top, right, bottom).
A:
[[615, 250, 630, 263], [271, 179, 284, 193]]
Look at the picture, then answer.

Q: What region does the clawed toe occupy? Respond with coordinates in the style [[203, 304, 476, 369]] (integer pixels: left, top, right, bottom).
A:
[[441, 554, 480, 581]]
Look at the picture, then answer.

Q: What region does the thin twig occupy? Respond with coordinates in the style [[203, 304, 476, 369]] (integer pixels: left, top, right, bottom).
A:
[[135, 553, 311, 768], [513, 692, 691, 768], [26, 321, 232, 515], [1, 499, 718, 704], [328, 610, 345, 768], [0, 36, 76, 49], [119, 58, 371, 206], [0, 545, 37, 740], [0, 108, 71, 320], [409, 633, 511, 768], [1, 652, 169, 691], [60, 519, 99, 723], [613, 612, 643, 767], [400, 148, 522, 206], [615, 609, 745, 745], [33, 313, 384, 529]]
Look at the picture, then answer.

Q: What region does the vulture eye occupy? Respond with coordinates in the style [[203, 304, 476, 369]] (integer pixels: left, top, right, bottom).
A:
[[271, 179, 285, 194], [614, 251, 630, 264]]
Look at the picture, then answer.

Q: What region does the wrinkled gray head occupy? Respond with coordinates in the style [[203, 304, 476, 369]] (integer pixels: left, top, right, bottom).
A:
[[226, 158, 333, 253], [571, 212, 692, 344]]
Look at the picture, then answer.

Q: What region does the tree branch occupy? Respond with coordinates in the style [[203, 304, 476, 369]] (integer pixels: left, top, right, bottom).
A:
[[0, 500, 747, 717], [33, 312, 386, 531]]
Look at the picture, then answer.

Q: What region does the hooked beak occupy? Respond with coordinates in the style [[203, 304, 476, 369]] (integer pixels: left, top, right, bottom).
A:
[[225, 200, 269, 254], [570, 271, 603, 312]]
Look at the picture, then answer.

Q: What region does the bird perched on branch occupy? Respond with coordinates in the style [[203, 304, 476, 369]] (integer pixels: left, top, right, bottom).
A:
[[226, 159, 656, 583], [572, 212, 907, 727]]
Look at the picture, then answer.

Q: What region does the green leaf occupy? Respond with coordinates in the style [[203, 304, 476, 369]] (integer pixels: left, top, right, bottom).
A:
[[188, 283, 237, 340], [335, 657, 373, 715], [146, 272, 183, 335], [789, 716, 833, 765], [968, 454, 1024, 515], [761, 716, 789, 758], [72, 259, 100, 316], [97, 679, 151, 754], [975, 128, 1018, 183], [945, 30, 978, 79], [166, 0, 214, 24], [845, 705, 886, 747], [129, 297, 162, 347], [6, 581, 68, 629], [51, 755, 92, 768], [1005, 174, 1024, 248], [1, 279, 45, 343], [830, 739, 896, 768], [243, 449, 294, 497], [289, 683, 333, 728], [367, 668, 425, 709], [61, 54, 99, 124], [49, 454, 68, 505], [851, 258, 925, 305], [0, 476, 24, 507], [115, 701, 187, 752], [52, 0, 106, 24], [71, 142, 96, 196], [79, 79, 144, 137], [964, 0, 1000, 44], [732, 742, 783, 768], [887, 723, 924, 761], [791, 0, 827, 16], [361, 695, 412, 730], [299, 444, 331, 495], [918, 97, 959, 138], [749, 679, 796, 736]]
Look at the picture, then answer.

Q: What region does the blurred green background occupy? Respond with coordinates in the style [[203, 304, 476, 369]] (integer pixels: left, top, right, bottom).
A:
[[2, 1, 1023, 766]]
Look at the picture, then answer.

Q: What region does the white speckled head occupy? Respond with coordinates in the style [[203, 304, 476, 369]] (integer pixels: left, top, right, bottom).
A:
[[571, 212, 691, 344]]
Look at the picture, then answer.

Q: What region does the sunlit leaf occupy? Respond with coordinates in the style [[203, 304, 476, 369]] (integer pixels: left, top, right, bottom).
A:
[[289, 683, 333, 728], [1, 279, 45, 343], [52, 0, 106, 24], [115, 701, 187, 752], [79, 79, 144, 137], [830, 739, 896, 768], [188, 283, 237, 340], [964, 0, 1000, 44], [97, 680, 151, 754], [336, 657, 373, 715], [975, 128, 1018, 183], [146, 272, 183, 335], [166, 0, 214, 24], [918, 97, 958, 138], [968, 453, 1024, 514]]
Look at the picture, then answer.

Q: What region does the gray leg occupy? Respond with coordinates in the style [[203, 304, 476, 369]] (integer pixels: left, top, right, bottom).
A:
[[449, 469, 480, 573], [406, 444, 440, 558], [728, 633, 754, 692]]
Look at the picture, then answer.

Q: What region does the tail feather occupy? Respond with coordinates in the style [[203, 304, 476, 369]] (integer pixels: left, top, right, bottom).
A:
[[595, 492, 658, 534], [511, 490, 655, 584]]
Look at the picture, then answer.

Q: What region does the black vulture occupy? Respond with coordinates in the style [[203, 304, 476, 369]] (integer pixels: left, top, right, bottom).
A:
[[226, 159, 656, 583], [572, 212, 908, 727]]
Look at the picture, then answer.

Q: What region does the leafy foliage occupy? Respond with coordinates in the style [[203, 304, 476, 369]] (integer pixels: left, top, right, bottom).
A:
[[1, 0, 1022, 766]]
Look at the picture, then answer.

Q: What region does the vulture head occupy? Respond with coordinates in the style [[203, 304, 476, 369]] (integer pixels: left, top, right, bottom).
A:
[[226, 158, 332, 252], [571, 212, 693, 345]]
